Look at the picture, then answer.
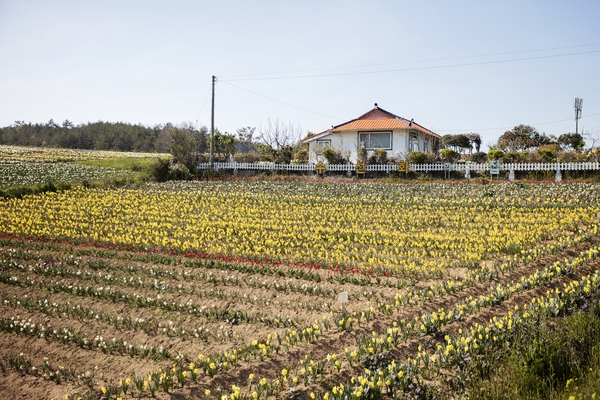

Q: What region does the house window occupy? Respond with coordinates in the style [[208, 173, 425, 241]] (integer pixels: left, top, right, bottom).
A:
[[315, 139, 331, 154], [409, 134, 419, 152], [358, 131, 392, 150]]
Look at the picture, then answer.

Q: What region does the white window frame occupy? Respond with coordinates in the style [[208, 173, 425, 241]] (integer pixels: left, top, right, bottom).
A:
[[358, 131, 392, 150], [409, 133, 419, 152], [315, 139, 331, 154]]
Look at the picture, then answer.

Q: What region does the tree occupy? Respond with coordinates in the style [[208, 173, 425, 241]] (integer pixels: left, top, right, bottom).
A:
[[257, 118, 303, 164], [497, 125, 538, 152], [442, 134, 471, 153], [167, 124, 207, 170], [557, 133, 585, 152], [236, 126, 256, 162], [213, 131, 237, 161]]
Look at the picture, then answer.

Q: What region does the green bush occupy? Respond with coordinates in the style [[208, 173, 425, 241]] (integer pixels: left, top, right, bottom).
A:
[[293, 148, 309, 164], [150, 158, 171, 182], [367, 149, 388, 164], [537, 147, 558, 162], [502, 151, 524, 163], [488, 149, 504, 160], [408, 151, 428, 164], [440, 148, 460, 162], [322, 148, 345, 164], [469, 152, 488, 163], [462, 299, 600, 400]]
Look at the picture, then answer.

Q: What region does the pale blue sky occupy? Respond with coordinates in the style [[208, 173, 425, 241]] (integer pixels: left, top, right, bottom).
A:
[[1, 0, 599, 148]]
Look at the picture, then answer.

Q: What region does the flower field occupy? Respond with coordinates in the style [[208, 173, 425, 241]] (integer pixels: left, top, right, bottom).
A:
[[0, 145, 168, 163], [0, 145, 169, 189], [0, 180, 599, 399], [0, 162, 135, 188]]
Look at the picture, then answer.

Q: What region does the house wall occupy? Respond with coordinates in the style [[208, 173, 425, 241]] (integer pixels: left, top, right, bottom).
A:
[[308, 130, 437, 163]]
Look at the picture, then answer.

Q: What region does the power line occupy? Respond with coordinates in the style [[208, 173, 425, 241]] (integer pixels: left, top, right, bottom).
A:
[[221, 43, 600, 80], [195, 84, 212, 128], [220, 79, 343, 120], [443, 112, 600, 133], [224, 50, 600, 82]]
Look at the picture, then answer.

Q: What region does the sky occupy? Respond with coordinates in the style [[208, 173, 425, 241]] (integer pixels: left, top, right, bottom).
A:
[[1, 0, 600, 149]]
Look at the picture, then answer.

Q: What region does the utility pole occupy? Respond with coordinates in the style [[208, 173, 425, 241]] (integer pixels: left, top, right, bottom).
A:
[[574, 97, 583, 135], [209, 75, 216, 169]]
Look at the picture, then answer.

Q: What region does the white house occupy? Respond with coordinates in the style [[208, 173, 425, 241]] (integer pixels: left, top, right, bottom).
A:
[[303, 104, 440, 164]]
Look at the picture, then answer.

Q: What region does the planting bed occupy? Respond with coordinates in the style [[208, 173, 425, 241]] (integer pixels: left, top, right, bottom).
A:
[[0, 180, 599, 399]]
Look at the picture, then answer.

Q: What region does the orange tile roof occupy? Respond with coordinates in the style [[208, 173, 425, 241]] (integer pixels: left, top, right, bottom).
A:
[[303, 105, 440, 142], [332, 117, 409, 131]]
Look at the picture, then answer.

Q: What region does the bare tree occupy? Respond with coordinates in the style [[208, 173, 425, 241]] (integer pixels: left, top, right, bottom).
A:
[[258, 118, 303, 149], [257, 118, 303, 164]]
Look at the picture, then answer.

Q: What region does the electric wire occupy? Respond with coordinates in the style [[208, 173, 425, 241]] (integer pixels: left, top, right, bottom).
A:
[[221, 43, 600, 79], [219, 79, 343, 120], [443, 112, 600, 132], [223, 50, 600, 81], [195, 85, 212, 127]]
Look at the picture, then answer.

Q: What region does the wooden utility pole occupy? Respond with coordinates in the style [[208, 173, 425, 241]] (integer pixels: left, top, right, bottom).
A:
[[209, 75, 216, 169]]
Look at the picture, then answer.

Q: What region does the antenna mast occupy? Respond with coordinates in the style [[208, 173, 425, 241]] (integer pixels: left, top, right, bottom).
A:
[[574, 97, 583, 134]]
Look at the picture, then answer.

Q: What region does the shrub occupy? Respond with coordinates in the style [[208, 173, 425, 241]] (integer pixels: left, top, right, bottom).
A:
[[169, 163, 190, 180], [322, 148, 345, 164], [408, 151, 428, 164], [367, 149, 388, 164], [502, 151, 525, 163], [357, 147, 367, 164], [469, 152, 488, 163], [440, 148, 460, 162], [293, 148, 308, 164], [487, 149, 504, 160], [150, 158, 171, 182]]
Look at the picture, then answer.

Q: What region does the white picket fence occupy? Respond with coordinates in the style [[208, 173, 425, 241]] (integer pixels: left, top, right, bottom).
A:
[[198, 161, 600, 173]]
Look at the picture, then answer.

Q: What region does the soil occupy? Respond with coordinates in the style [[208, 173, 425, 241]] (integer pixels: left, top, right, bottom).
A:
[[0, 235, 598, 399]]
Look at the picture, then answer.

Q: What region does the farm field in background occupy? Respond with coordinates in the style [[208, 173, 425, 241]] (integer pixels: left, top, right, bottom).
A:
[[0, 145, 168, 189], [1, 179, 600, 399]]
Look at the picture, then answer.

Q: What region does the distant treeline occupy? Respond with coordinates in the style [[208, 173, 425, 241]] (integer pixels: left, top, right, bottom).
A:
[[0, 119, 181, 153]]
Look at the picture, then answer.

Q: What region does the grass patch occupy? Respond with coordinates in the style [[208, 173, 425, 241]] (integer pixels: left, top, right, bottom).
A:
[[458, 296, 600, 400], [76, 156, 160, 175]]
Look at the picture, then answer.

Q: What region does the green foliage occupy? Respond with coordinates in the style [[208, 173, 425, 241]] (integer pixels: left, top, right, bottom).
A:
[[293, 148, 308, 164], [502, 151, 525, 163], [322, 148, 345, 164], [367, 149, 388, 164], [488, 149, 504, 160], [213, 130, 237, 161], [76, 157, 156, 175], [442, 134, 472, 152], [168, 126, 206, 170], [537, 147, 558, 162], [236, 127, 257, 162], [357, 147, 367, 164], [440, 148, 460, 162], [292, 142, 309, 164], [408, 151, 428, 164], [150, 158, 171, 182], [496, 125, 556, 152], [462, 300, 600, 400], [0, 120, 163, 152], [469, 151, 488, 163], [557, 133, 585, 152]]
